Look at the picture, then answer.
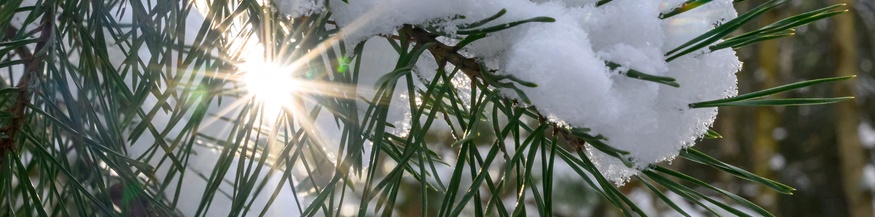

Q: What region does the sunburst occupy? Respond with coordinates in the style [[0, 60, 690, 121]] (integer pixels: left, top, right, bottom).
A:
[[187, 0, 389, 172], [238, 60, 300, 120]]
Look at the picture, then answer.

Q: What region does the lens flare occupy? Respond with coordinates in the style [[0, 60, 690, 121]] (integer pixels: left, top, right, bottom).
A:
[[239, 62, 299, 119]]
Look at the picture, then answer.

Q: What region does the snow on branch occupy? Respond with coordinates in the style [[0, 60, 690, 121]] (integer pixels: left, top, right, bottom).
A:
[[280, 0, 743, 185]]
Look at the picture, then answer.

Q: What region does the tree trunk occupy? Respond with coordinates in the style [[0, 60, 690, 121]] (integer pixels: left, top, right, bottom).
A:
[[752, 9, 781, 211], [832, 1, 873, 216]]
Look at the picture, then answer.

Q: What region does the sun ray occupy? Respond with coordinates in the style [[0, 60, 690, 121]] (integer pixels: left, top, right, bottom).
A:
[[184, 0, 404, 176]]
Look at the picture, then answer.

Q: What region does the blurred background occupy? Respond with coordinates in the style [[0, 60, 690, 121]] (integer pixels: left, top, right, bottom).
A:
[[676, 0, 875, 216]]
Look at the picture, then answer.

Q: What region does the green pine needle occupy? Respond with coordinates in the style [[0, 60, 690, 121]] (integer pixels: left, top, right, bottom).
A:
[[680, 149, 796, 194], [606, 61, 680, 87], [690, 75, 855, 108], [457, 16, 555, 35], [660, 0, 714, 19], [704, 129, 723, 139], [666, 0, 788, 62], [714, 4, 846, 50]]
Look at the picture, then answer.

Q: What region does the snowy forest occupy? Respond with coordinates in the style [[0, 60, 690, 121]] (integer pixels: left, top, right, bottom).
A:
[[0, 0, 873, 216]]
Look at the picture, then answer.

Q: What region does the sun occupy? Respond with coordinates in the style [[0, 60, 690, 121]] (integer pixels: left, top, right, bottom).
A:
[[238, 61, 299, 119]]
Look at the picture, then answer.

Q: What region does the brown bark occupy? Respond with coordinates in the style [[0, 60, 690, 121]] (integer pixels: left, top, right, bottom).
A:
[[0, 10, 53, 160]]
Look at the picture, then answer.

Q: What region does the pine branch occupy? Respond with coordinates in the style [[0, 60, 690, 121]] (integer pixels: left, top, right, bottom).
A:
[[401, 25, 623, 158], [0, 11, 52, 161], [402, 25, 482, 79]]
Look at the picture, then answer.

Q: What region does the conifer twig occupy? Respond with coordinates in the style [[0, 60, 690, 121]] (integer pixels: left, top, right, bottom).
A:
[[0, 11, 53, 160], [402, 25, 593, 152], [403, 25, 483, 79]]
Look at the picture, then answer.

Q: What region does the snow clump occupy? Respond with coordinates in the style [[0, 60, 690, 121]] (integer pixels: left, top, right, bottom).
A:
[[276, 0, 742, 185]]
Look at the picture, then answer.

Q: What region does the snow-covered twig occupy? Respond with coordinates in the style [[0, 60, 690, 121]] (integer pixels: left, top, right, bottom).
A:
[[401, 25, 593, 152]]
